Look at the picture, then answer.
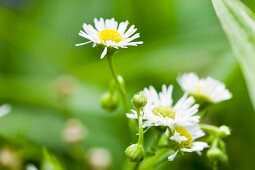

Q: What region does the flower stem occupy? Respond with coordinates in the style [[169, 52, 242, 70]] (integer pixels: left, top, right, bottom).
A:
[[106, 54, 137, 140], [200, 124, 219, 134], [137, 108, 144, 145], [138, 148, 174, 170], [107, 54, 129, 112]]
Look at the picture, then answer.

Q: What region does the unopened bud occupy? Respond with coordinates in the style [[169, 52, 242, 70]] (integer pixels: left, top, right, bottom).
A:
[[207, 147, 227, 163], [100, 92, 119, 112], [132, 92, 147, 109], [218, 125, 231, 138], [125, 144, 144, 162]]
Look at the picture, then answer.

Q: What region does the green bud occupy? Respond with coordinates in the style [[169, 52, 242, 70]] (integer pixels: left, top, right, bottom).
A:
[[132, 92, 147, 109], [218, 125, 231, 138], [100, 92, 119, 112], [207, 147, 227, 163], [125, 144, 144, 162]]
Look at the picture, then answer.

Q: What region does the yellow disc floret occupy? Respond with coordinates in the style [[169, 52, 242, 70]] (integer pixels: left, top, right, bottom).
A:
[[98, 29, 123, 43], [152, 106, 175, 119], [175, 126, 193, 148]]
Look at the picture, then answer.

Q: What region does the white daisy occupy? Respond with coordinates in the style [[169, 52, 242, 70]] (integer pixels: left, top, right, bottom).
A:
[[177, 72, 232, 103], [76, 18, 143, 59], [0, 104, 11, 118], [168, 124, 208, 161], [126, 85, 200, 129]]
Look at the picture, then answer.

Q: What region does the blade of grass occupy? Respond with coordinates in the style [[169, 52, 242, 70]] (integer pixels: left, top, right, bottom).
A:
[[212, 0, 255, 110]]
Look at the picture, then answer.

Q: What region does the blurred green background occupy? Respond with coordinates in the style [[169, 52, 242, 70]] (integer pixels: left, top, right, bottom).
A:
[[0, 0, 255, 169]]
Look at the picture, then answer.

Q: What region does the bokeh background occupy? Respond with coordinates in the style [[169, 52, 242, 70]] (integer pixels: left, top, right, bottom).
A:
[[0, 0, 255, 169]]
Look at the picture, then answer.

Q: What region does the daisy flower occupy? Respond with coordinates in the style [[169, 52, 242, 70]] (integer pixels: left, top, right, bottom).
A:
[[76, 18, 143, 59], [168, 124, 208, 161], [177, 72, 232, 104], [126, 85, 200, 129]]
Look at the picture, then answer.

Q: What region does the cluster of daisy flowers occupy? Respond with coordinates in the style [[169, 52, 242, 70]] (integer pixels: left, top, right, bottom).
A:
[[126, 72, 232, 161], [76, 18, 232, 165]]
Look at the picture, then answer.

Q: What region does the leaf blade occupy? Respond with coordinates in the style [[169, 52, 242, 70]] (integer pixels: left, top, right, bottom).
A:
[[212, 0, 255, 110]]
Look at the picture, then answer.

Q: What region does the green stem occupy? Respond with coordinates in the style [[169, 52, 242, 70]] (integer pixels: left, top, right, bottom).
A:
[[200, 124, 219, 134], [138, 148, 174, 170], [107, 54, 137, 141], [107, 54, 129, 112], [137, 108, 144, 145]]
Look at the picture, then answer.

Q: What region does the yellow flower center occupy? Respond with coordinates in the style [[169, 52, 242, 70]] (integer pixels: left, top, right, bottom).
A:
[[193, 84, 212, 103], [152, 106, 175, 119], [175, 126, 193, 148], [195, 84, 204, 95], [98, 29, 123, 43]]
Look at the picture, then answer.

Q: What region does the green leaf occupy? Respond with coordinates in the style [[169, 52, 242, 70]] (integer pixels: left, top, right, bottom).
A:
[[211, 0, 255, 110], [42, 148, 64, 170]]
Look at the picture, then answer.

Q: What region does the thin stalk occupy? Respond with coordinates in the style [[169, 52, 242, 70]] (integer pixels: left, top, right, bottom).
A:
[[107, 55, 129, 112], [107, 54, 136, 140], [137, 108, 144, 145], [138, 148, 174, 170], [200, 124, 218, 134]]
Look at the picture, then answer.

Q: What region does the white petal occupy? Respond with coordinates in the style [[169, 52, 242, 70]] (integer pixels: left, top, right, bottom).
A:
[[100, 47, 108, 59], [123, 25, 137, 38], [170, 131, 187, 143], [118, 21, 129, 35], [79, 31, 96, 42], [75, 41, 92, 46], [168, 151, 179, 161], [94, 18, 105, 31]]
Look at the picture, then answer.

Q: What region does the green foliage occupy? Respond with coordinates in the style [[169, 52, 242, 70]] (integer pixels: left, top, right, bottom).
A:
[[42, 148, 64, 170], [0, 0, 255, 170], [212, 0, 255, 111]]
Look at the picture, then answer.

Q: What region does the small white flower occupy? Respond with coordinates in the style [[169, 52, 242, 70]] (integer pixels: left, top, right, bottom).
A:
[[76, 18, 143, 59], [178, 72, 232, 103], [168, 124, 208, 161], [127, 85, 200, 128], [0, 104, 11, 118]]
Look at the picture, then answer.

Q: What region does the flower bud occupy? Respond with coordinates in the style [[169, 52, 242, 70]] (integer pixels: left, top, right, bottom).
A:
[[132, 92, 147, 109], [207, 147, 227, 163], [100, 92, 119, 112], [218, 125, 231, 138], [125, 144, 144, 162]]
